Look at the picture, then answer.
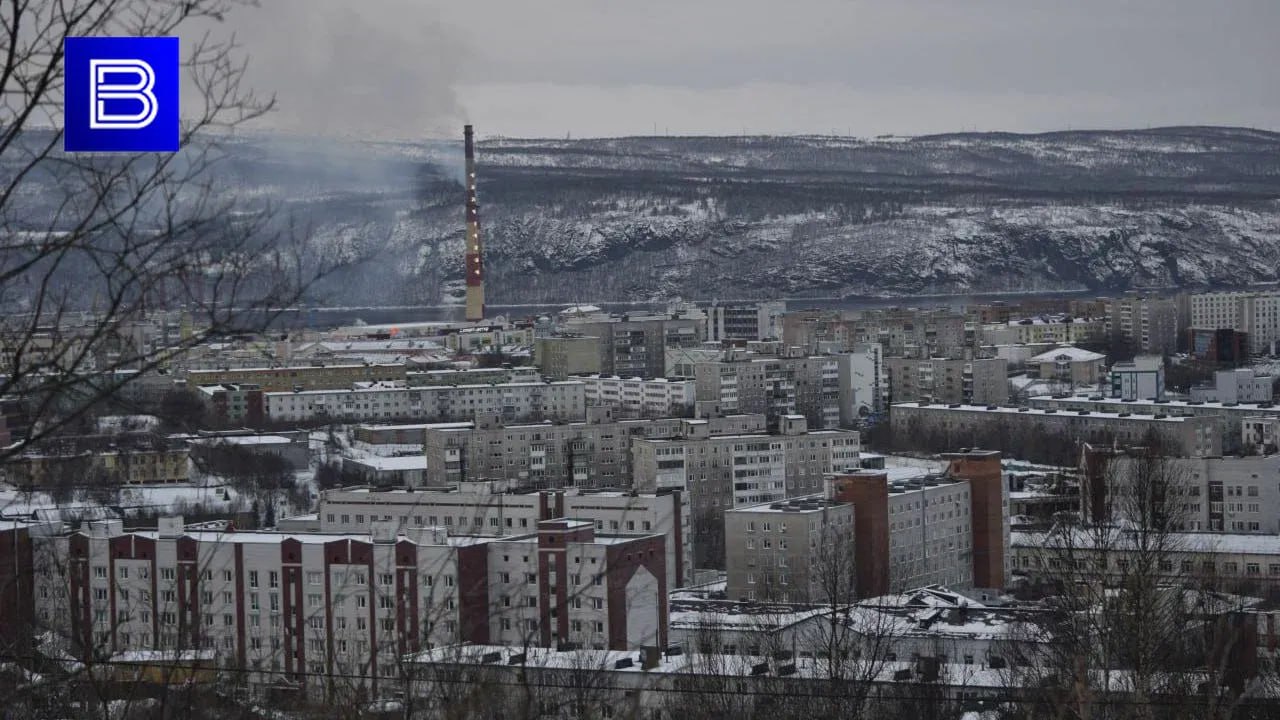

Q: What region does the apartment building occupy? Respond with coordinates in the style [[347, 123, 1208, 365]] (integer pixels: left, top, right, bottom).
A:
[[406, 366, 540, 387], [1105, 295, 1179, 354], [2, 433, 189, 488], [1028, 394, 1280, 454], [291, 484, 690, 589], [723, 450, 1005, 601], [422, 407, 768, 489], [534, 335, 603, 380], [981, 316, 1104, 346], [562, 313, 705, 378], [884, 355, 1009, 406], [577, 375, 696, 419], [186, 363, 408, 393], [781, 307, 971, 356], [631, 414, 860, 568], [1010, 527, 1280, 600], [1190, 369, 1274, 404], [705, 301, 786, 342], [723, 495, 855, 603], [1082, 448, 1280, 533], [263, 381, 586, 424], [891, 402, 1221, 459], [28, 515, 667, 696], [690, 349, 842, 429], [196, 383, 264, 425], [1190, 291, 1280, 356]]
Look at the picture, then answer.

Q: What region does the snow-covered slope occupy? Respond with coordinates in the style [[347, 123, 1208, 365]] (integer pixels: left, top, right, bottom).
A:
[[16, 127, 1280, 304]]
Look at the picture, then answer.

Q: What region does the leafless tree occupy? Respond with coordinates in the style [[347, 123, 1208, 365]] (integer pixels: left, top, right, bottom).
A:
[[0, 0, 343, 463], [1002, 447, 1260, 720]]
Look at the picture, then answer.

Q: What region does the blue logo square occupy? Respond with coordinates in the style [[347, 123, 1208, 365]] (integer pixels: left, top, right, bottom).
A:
[[64, 37, 180, 153]]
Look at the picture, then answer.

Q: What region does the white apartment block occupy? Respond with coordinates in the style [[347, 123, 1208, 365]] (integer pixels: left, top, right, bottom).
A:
[[1190, 291, 1280, 356], [290, 484, 692, 589], [264, 381, 586, 424], [31, 516, 667, 698], [577, 375, 696, 419]]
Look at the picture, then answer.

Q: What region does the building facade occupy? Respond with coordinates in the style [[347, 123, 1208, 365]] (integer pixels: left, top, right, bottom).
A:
[[264, 381, 586, 424], [577, 375, 696, 419]]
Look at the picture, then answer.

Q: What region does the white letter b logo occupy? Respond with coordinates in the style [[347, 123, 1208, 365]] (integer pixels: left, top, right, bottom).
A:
[[88, 59, 158, 129]]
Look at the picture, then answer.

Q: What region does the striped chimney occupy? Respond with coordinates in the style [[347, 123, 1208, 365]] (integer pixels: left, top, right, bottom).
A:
[[463, 124, 485, 322]]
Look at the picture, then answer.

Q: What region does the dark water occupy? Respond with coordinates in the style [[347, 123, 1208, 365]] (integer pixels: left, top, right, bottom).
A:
[[268, 287, 1128, 331]]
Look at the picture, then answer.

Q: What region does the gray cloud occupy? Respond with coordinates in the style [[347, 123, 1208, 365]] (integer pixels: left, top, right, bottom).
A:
[[218, 0, 1280, 138]]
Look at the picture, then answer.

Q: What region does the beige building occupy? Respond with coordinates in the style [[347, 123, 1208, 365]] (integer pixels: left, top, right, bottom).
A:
[[186, 363, 407, 393], [562, 313, 704, 378], [423, 407, 767, 489], [724, 495, 855, 603], [1190, 291, 1280, 356], [1028, 346, 1107, 387], [689, 349, 842, 429], [981, 317, 1104, 346], [631, 415, 860, 568], [885, 355, 1008, 405], [3, 433, 189, 488], [535, 335, 603, 380]]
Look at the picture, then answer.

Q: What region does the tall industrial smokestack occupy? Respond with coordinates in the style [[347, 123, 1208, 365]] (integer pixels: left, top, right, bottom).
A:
[[463, 124, 485, 322]]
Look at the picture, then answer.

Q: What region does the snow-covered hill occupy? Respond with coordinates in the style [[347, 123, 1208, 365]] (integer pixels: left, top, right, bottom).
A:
[[15, 127, 1280, 304]]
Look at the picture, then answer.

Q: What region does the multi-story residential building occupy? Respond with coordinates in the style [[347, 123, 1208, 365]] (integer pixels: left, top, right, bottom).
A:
[[263, 381, 586, 424], [1243, 416, 1280, 452], [562, 313, 705, 379], [884, 355, 1009, 406], [632, 414, 860, 568], [689, 349, 842, 429], [406, 366, 540, 387], [1010, 527, 1280, 600], [287, 484, 691, 589], [980, 316, 1104, 346], [195, 383, 265, 425], [1081, 448, 1280, 534], [1105, 295, 1179, 354], [422, 407, 767, 489], [1190, 369, 1274, 404], [825, 450, 1007, 597], [891, 402, 1222, 459], [186, 363, 408, 393], [1028, 346, 1107, 387], [577, 375, 696, 419], [2, 433, 189, 488], [723, 495, 855, 603], [1028, 394, 1280, 454], [1190, 291, 1280, 356], [1109, 356, 1165, 401], [705, 301, 786, 342], [534, 334, 603, 380], [783, 308, 973, 356], [28, 515, 667, 696]]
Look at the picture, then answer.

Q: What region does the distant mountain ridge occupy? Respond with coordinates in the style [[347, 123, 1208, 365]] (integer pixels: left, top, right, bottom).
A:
[[11, 126, 1280, 306]]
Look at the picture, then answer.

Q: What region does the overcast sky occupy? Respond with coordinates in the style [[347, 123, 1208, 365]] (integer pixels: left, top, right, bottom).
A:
[[225, 0, 1280, 139]]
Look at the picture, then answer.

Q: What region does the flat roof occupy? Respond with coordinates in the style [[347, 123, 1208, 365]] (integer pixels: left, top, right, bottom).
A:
[[1029, 395, 1280, 412], [893, 403, 1206, 423]]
